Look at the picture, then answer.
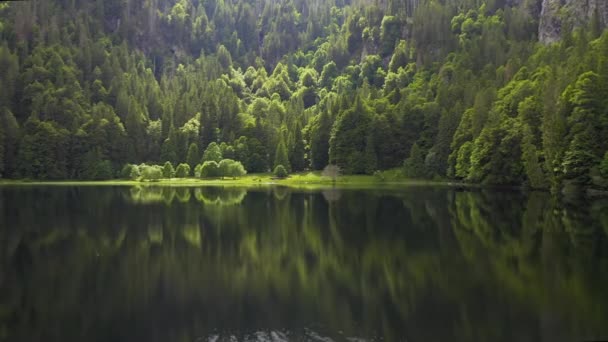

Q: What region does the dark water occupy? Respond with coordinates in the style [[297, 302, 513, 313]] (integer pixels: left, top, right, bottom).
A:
[[0, 185, 607, 342]]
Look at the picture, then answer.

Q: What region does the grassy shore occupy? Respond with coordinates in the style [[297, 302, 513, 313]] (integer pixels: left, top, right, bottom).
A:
[[0, 170, 473, 190]]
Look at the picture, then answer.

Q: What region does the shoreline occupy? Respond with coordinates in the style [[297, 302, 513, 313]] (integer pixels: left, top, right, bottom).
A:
[[0, 172, 479, 190], [1, 173, 606, 196]]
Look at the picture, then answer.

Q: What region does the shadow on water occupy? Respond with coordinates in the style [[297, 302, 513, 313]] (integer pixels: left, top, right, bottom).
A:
[[0, 185, 607, 341]]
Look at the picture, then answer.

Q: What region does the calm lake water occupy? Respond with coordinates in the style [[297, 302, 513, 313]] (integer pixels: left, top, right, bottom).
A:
[[0, 185, 607, 341]]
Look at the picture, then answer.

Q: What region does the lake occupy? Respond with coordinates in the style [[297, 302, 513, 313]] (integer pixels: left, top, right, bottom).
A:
[[0, 185, 607, 341]]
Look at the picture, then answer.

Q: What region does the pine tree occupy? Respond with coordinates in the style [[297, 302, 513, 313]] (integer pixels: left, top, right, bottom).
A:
[[274, 136, 290, 172], [186, 143, 200, 170]]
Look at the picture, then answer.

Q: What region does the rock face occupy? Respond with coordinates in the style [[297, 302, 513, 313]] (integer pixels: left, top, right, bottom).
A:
[[539, 0, 608, 43]]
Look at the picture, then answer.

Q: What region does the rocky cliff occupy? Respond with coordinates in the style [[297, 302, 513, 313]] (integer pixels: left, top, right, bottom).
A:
[[539, 0, 608, 43]]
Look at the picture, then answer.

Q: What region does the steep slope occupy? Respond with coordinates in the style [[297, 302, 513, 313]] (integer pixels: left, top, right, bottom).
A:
[[539, 0, 608, 43]]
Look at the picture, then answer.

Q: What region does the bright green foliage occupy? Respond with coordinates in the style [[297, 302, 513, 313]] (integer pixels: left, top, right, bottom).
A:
[[218, 159, 247, 178], [140, 165, 163, 181], [0, 0, 605, 193], [175, 163, 191, 178], [199, 161, 220, 178], [274, 165, 288, 178], [389, 40, 409, 72], [202, 142, 223, 163], [162, 161, 175, 178]]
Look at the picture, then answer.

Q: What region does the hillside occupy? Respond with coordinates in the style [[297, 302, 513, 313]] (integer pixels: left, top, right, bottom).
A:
[[0, 0, 607, 190]]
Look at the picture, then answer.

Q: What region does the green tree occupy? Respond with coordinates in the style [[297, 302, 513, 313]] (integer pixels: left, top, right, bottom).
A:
[[200, 161, 220, 178], [329, 96, 372, 174], [202, 142, 223, 163], [403, 143, 426, 178], [274, 136, 290, 172], [175, 163, 191, 178], [163, 161, 175, 178], [186, 143, 200, 170], [141, 165, 163, 181], [274, 165, 288, 178]]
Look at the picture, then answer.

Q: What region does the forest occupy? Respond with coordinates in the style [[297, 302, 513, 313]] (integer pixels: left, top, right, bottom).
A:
[[0, 0, 607, 191]]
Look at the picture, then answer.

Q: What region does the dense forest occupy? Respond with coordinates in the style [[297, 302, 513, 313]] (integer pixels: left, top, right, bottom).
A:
[[0, 0, 607, 190]]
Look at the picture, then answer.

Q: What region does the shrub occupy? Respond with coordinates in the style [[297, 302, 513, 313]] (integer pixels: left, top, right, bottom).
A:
[[194, 163, 203, 178], [322, 164, 340, 183], [228, 161, 247, 178], [200, 161, 220, 178], [218, 159, 247, 178], [162, 161, 175, 178], [120, 164, 136, 179], [175, 163, 191, 178], [140, 165, 162, 181], [129, 165, 141, 180], [274, 164, 288, 178], [120, 164, 141, 180]]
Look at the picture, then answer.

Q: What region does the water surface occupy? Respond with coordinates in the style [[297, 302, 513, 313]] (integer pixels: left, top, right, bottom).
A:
[[0, 185, 607, 341]]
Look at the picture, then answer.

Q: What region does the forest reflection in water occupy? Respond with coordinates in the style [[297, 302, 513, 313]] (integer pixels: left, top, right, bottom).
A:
[[0, 185, 607, 341]]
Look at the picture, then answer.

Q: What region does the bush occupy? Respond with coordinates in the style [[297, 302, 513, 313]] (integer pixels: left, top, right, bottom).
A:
[[129, 165, 141, 180], [200, 161, 220, 178], [228, 161, 247, 178], [194, 164, 203, 178], [162, 161, 175, 178], [274, 165, 288, 178], [120, 164, 135, 179], [140, 165, 163, 181], [218, 159, 247, 178], [175, 163, 191, 178], [120, 164, 140, 180]]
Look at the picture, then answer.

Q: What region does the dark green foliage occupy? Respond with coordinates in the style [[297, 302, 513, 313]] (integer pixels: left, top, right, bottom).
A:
[[309, 110, 332, 170], [186, 143, 199, 170], [600, 152, 608, 178], [403, 143, 426, 179], [17, 120, 69, 180], [0, 0, 605, 193], [175, 163, 191, 178], [274, 165, 288, 178], [82, 148, 113, 180], [329, 97, 372, 174]]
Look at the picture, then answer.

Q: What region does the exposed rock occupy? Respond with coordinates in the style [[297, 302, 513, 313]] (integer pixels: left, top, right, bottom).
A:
[[539, 0, 608, 43]]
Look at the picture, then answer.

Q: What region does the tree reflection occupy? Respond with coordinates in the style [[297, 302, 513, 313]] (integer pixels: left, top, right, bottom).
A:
[[0, 186, 607, 341]]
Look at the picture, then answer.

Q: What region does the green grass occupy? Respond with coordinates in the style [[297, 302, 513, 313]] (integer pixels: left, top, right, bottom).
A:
[[0, 169, 472, 189]]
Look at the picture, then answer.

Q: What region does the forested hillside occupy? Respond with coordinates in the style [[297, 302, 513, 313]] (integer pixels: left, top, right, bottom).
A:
[[0, 0, 607, 190]]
